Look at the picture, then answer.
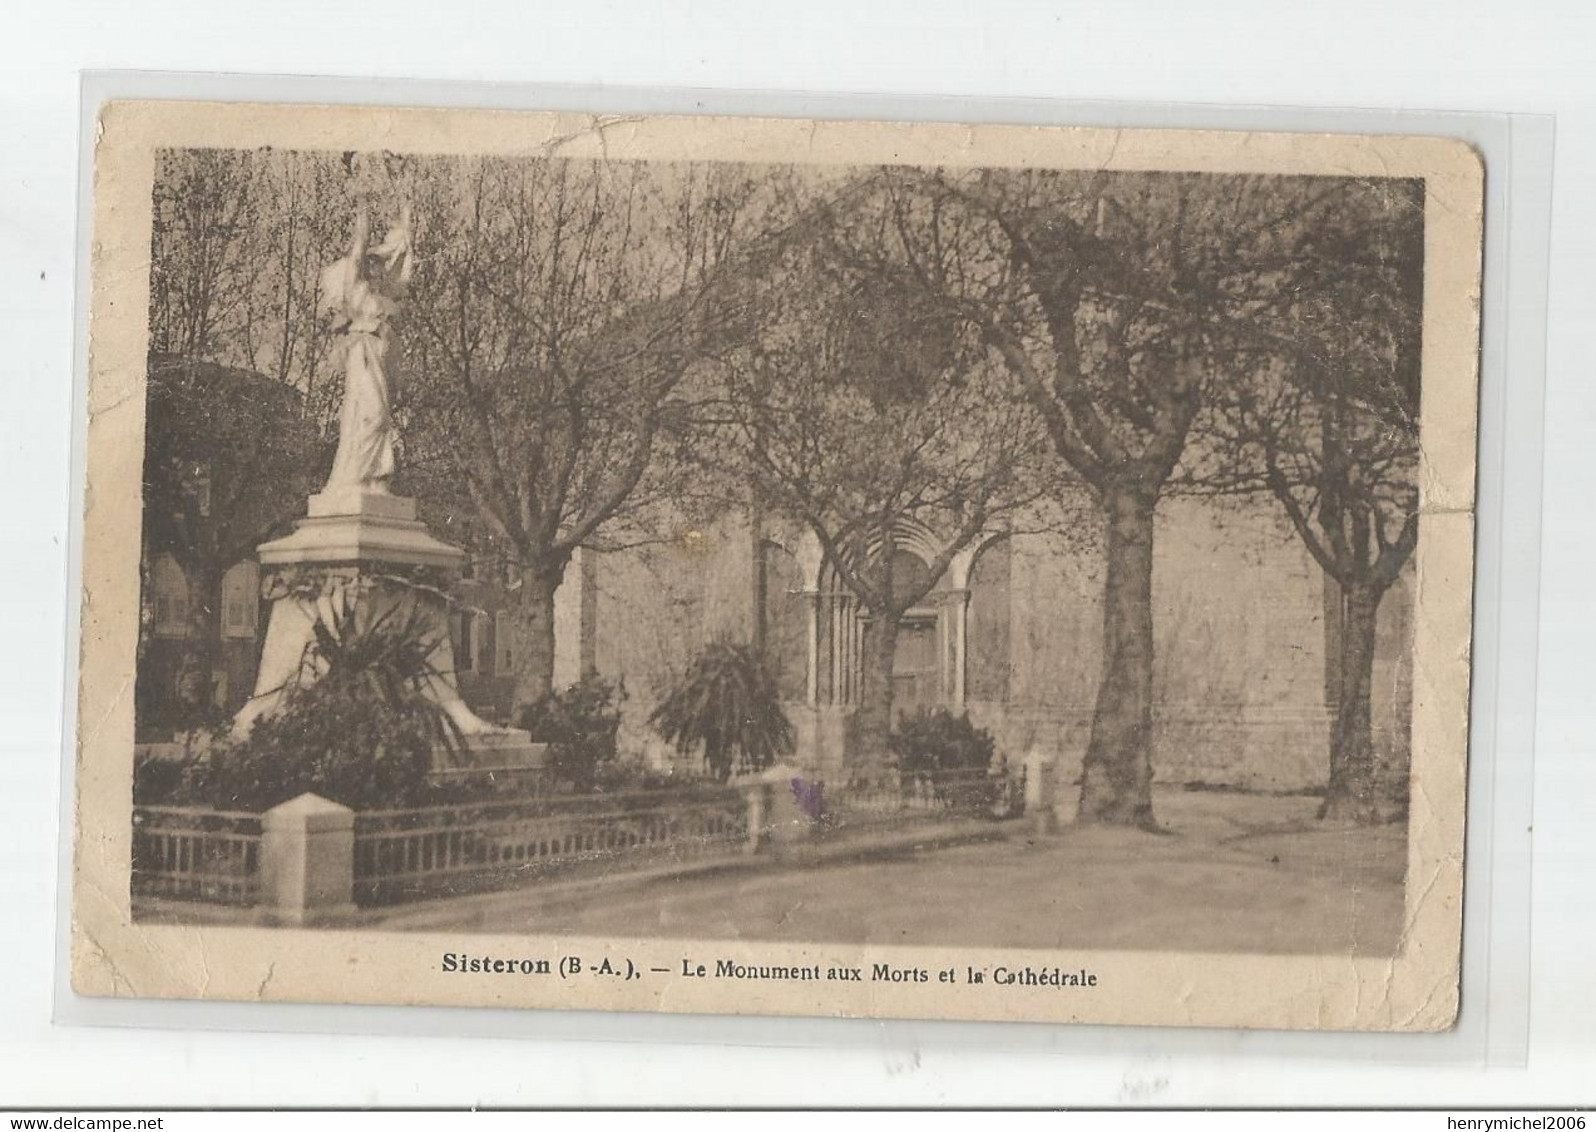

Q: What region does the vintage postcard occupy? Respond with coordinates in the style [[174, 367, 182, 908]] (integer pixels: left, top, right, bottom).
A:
[[72, 100, 1482, 1031]]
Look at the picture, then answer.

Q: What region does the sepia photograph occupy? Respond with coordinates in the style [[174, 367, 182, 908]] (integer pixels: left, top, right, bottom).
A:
[[72, 103, 1483, 1030]]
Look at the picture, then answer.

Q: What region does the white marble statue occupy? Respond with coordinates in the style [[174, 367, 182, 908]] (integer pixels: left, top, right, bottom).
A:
[[319, 206, 413, 493]]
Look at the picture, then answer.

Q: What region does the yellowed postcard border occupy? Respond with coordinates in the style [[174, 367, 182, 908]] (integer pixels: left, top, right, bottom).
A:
[[72, 100, 1482, 1031]]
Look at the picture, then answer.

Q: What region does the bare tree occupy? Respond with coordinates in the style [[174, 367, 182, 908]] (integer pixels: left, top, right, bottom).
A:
[[883, 169, 1359, 827], [251, 152, 352, 426], [1201, 178, 1425, 823], [144, 149, 341, 724], [398, 156, 775, 707], [709, 191, 1050, 770], [149, 147, 354, 425], [148, 149, 262, 363], [875, 171, 1205, 826]]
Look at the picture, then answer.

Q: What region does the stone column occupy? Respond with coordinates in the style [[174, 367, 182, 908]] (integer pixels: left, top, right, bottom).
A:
[[948, 588, 971, 711], [842, 596, 855, 705], [803, 590, 821, 707], [260, 792, 356, 926], [836, 597, 849, 702], [851, 602, 863, 705]]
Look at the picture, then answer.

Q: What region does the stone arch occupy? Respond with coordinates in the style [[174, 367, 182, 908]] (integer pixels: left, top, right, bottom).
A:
[[821, 515, 948, 592], [800, 517, 1018, 712]]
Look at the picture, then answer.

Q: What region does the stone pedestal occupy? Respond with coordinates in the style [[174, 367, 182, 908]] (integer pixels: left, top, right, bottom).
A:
[[232, 489, 543, 770]]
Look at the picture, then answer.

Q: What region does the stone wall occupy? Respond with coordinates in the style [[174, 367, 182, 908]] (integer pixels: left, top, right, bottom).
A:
[[524, 497, 1414, 792], [980, 497, 1412, 791]]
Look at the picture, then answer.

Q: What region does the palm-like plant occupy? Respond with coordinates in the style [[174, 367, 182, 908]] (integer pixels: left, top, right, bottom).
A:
[[650, 642, 795, 782], [300, 595, 463, 752], [209, 588, 465, 810]]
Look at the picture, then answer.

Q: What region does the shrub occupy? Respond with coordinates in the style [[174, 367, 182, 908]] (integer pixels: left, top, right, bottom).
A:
[[516, 676, 626, 793], [202, 594, 463, 811], [132, 725, 233, 806], [133, 749, 195, 805], [651, 642, 795, 782], [889, 707, 1001, 813]]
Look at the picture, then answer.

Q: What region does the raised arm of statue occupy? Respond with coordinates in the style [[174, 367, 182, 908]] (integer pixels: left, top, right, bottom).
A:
[[368, 205, 414, 295]]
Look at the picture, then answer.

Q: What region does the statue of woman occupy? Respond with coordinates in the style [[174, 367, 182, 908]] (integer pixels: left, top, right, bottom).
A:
[[319, 206, 413, 493]]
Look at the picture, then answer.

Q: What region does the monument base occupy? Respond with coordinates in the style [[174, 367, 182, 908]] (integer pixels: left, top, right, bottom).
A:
[[234, 490, 541, 773], [428, 737, 553, 795]]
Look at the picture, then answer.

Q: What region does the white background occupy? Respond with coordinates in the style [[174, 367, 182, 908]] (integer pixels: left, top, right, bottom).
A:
[[3, 0, 1593, 1108]]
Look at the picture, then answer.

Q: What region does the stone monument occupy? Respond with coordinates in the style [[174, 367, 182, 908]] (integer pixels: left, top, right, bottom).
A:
[[232, 205, 540, 774]]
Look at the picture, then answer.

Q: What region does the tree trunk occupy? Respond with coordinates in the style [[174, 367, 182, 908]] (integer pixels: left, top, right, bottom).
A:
[[510, 566, 561, 709], [1320, 582, 1382, 823], [750, 487, 768, 659], [1076, 482, 1158, 828], [1323, 572, 1344, 714], [852, 610, 900, 779]]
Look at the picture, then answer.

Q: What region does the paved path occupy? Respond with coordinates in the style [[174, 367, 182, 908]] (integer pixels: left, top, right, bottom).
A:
[[454, 790, 1406, 956]]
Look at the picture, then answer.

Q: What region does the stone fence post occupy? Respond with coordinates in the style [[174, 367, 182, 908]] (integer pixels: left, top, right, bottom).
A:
[[741, 766, 822, 857], [1025, 750, 1061, 835], [742, 782, 768, 855], [261, 792, 356, 926]]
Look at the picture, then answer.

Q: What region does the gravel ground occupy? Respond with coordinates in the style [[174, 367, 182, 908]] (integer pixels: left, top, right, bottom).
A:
[[461, 787, 1407, 955]]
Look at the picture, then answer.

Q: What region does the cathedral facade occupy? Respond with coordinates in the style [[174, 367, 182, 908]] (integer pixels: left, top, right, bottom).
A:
[[502, 494, 1414, 793]]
